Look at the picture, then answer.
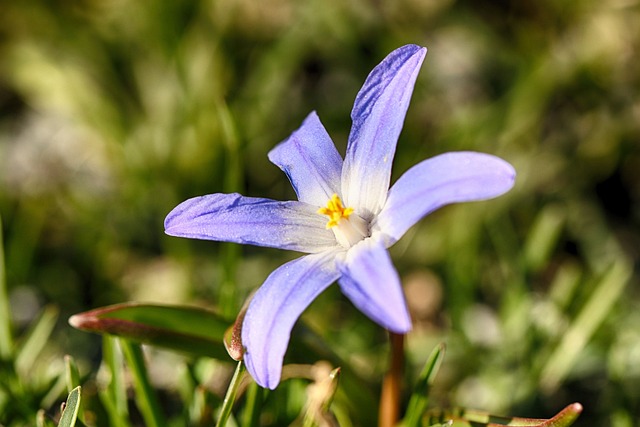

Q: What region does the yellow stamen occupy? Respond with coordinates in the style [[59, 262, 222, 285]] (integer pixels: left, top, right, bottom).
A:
[[318, 194, 369, 248], [318, 194, 354, 229]]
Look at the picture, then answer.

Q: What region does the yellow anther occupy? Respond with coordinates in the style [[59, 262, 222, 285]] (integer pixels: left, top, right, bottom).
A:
[[318, 194, 354, 229]]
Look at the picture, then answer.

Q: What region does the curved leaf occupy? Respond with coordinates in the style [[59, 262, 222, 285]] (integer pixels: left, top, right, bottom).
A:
[[426, 403, 582, 426], [69, 303, 231, 359]]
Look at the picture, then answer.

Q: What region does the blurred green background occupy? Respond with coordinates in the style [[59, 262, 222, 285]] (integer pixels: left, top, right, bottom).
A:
[[1, 0, 639, 425]]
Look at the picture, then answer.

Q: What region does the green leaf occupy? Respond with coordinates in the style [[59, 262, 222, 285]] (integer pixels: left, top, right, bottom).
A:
[[57, 386, 81, 427], [69, 302, 231, 359], [120, 339, 166, 427], [403, 343, 446, 427], [426, 403, 582, 426]]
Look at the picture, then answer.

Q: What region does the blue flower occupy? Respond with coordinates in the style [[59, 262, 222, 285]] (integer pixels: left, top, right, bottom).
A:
[[165, 44, 516, 389]]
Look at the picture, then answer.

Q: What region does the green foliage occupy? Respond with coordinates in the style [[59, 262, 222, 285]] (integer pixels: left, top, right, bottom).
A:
[[1, 0, 639, 425], [0, 218, 69, 425], [57, 387, 81, 427], [69, 302, 231, 359], [403, 343, 446, 427]]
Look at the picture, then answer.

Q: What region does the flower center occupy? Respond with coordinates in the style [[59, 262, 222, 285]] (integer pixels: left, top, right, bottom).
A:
[[318, 194, 353, 228], [318, 194, 368, 248]]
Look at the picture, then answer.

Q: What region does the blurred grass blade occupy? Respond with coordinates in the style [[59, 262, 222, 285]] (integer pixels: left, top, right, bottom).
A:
[[100, 335, 130, 426], [120, 339, 166, 427], [403, 343, 446, 427], [523, 205, 565, 272], [15, 305, 59, 376], [190, 385, 210, 426], [217, 98, 244, 320], [241, 382, 263, 427], [216, 361, 245, 427], [302, 367, 341, 427], [288, 323, 377, 425], [42, 375, 69, 416], [540, 259, 632, 391], [0, 215, 13, 359], [57, 386, 81, 427], [36, 409, 51, 427], [63, 356, 83, 426], [64, 355, 80, 392], [548, 261, 582, 310], [69, 302, 231, 359], [426, 402, 582, 426]]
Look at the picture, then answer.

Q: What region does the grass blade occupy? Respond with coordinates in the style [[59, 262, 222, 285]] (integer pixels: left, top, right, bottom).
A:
[[0, 215, 13, 359], [120, 339, 166, 427], [540, 259, 632, 391], [64, 355, 80, 392], [100, 335, 130, 426], [15, 305, 58, 377], [403, 343, 446, 427], [241, 382, 263, 427]]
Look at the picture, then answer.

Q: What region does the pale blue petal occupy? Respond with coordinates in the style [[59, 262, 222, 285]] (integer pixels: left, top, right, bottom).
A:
[[164, 193, 336, 253], [342, 45, 427, 219], [242, 251, 341, 389], [268, 112, 343, 206], [373, 152, 516, 245], [337, 239, 411, 333]]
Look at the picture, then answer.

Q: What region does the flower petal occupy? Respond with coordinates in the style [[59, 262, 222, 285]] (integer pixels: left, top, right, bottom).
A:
[[337, 239, 411, 333], [165, 193, 336, 253], [268, 112, 343, 206], [242, 251, 341, 389], [373, 151, 516, 245], [342, 44, 427, 219]]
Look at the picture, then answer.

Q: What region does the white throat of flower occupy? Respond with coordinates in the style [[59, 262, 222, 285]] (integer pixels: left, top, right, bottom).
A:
[[318, 194, 369, 249]]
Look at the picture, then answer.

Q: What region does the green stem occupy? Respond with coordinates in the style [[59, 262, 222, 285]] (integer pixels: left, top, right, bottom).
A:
[[216, 361, 246, 427]]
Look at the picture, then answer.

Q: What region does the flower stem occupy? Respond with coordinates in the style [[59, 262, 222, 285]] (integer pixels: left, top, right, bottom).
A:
[[216, 361, 245, 427], [379, 332, 405, 427]]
